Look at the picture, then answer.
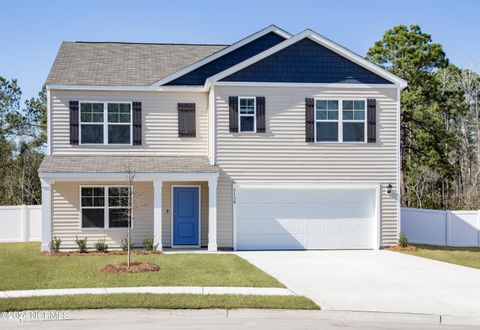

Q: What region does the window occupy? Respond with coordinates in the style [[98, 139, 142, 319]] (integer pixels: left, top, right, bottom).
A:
[[81, 186, 131, 228], [80, 103, 104, 144], [81, 187, 105, 228], [80, 102, 132, 145], [342, 100, 365, 142], [315, 100, 338, 142], [239, 97, 256, 133], [315, 99, 366, 143]]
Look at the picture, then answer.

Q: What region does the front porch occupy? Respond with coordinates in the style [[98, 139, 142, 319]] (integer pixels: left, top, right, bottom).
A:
[[38, 156, 219, 252]]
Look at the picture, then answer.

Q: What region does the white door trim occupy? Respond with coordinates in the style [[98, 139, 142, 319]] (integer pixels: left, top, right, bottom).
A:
[[171, 184, 202, 248]]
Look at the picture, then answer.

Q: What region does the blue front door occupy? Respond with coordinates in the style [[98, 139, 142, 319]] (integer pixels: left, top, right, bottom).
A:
[[173, 187, 199, 245]]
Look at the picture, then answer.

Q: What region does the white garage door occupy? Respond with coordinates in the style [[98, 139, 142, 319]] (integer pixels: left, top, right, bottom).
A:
[[234, 185, 378, 250]]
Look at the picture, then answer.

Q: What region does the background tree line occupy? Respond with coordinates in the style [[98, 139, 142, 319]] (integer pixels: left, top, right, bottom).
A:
[[1, 24, 479, 209]]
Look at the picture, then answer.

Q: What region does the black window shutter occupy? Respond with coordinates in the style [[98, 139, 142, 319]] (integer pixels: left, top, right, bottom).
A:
[[305, 98, 315, 142], [229, 96, 238, 133], [367, 99, 376, 143], [69, 101, 79, 145], [178, 103, 196, 137], [132, 102, 142, 145], [256, 96, 266, 133]]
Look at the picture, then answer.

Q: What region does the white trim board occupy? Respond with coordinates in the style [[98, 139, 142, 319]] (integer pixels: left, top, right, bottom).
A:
[[207, 29, 408, 89], [46, 85, 207, 93], [151, 25, 292, 87], [213, 81, 399, 89]]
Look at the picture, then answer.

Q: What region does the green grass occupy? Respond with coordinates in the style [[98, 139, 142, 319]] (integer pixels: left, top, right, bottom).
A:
[[0, 243, 283, 290], [401, 244, 480, 269], [0, 294, 319, 311]]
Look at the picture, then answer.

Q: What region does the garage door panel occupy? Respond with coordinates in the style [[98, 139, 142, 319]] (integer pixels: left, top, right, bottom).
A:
[[237, 218, 307, 234], [237, 189, 375, 204], [235, 186, 377, 250], [237, 203, 375, 219], [237, 234, 305, 250]]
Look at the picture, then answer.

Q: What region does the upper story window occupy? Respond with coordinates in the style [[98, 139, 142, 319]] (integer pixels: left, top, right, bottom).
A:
[[315, 99, 366, 143], [239, 97, 256, 133], [80, 102, 132, 145]]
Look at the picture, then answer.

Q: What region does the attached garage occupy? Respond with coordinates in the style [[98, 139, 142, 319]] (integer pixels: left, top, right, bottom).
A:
[[234, 184, 379, 250]]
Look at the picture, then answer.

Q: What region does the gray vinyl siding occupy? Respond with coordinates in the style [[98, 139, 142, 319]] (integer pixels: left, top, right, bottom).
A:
[[51, 180, 209, 250], [51, 181, 154, 250], [49, 90, 209, 156], [214, 86, 399, 247]]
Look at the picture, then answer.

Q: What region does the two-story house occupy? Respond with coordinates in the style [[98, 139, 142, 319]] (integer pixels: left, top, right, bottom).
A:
[[39, 25, 407, 251]]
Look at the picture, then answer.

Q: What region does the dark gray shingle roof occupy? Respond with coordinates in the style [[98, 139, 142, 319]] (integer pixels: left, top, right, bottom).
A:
[[46, 42, 227, 86], [39, 155, 218, 173]]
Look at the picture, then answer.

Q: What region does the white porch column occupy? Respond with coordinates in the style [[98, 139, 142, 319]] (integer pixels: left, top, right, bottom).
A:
[[40, 180, 51, 251], [153, 180, 163, 251], [208, 175, 219, 251]]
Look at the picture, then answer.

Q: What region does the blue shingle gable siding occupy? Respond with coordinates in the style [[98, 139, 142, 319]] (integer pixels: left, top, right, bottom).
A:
[[165, 32, 286, 85], [221, 38, 392, 84]]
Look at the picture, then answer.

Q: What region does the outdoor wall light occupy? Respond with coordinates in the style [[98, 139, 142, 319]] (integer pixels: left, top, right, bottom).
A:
[[387, 184, 393, 194]]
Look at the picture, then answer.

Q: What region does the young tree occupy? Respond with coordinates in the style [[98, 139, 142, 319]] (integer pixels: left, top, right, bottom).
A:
[[119, 164, 147, 267]]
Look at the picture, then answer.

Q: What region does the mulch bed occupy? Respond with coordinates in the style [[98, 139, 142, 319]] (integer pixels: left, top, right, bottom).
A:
[[41, 250, 162, 257], [99, 261, 160, 273], [387, 245, 417, 252]]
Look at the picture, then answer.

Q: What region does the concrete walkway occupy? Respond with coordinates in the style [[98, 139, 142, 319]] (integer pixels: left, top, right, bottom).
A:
[[0, 286, 294, 298]]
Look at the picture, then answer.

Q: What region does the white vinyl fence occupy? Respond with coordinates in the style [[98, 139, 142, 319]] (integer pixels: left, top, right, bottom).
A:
[[401, 208, 480, 247], [0, 205, 42, 242]]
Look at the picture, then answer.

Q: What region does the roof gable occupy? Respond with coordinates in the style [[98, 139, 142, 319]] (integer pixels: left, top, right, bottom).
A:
[[164, 32, 287, 85], [220, 37, 391, 84]]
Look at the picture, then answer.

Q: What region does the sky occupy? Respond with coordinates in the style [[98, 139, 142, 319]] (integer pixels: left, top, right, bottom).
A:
[[1, 0, 479, 100]]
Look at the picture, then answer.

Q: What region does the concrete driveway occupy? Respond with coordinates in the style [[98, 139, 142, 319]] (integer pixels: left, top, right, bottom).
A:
[[236, 250, 480, 317]]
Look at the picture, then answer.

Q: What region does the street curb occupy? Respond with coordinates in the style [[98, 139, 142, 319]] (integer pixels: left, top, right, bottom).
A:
[[1, 286, 295, 299], [3, 309, 480, 326]]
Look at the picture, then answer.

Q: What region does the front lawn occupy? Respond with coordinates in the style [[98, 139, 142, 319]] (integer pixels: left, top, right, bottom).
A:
[[401, 244, 480, 269], [0, 243, 283, 290], [0, 294, 319, 312]]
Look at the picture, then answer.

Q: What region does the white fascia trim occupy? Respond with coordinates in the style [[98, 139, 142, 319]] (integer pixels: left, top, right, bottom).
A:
[[151, 25, 292, 87], [214, 81, 399, 89], [46, 84, 207, 93], [39, 172, 219, 183], [206, 29, 408, 89]]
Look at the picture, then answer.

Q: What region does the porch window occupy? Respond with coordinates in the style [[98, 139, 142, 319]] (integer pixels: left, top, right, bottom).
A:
[[81, 186, 131, 228], [79, 102, 132, 145]]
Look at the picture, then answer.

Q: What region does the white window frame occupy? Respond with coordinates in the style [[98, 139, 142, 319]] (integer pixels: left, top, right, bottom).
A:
[[79, 101, 133, 145], [238, 96, 256, 133], [314, 98, 367, 143], [79, 185, 133, 230]]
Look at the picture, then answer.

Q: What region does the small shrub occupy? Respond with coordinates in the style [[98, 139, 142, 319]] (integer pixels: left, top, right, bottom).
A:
[[49, 236, 61, 253], [94, 239, 108, 253], [399, 232, 409, 248], [75, 236, 88, 253], [121, 237, 134, 251], [142, 234, 159, 251]]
